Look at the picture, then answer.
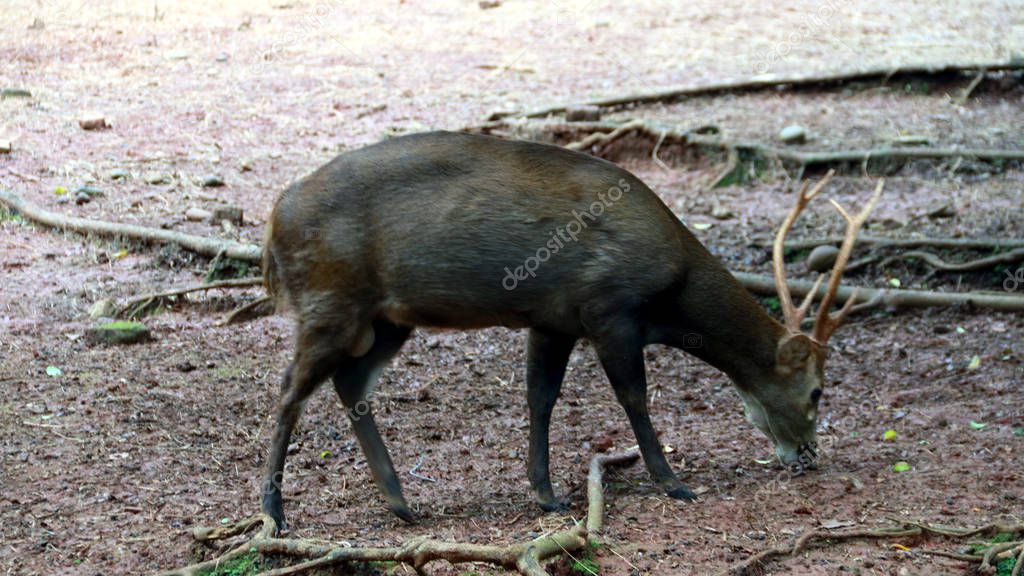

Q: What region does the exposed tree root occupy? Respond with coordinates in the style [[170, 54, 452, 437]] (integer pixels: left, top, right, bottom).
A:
[[0, 189, 261, 262], [721, 521, 1024, 575], [488, 59, 1024, 120], [160, 452, 639, 576], [773, 235, 1024, 251], [549, 120, 1024, 169], [845, 246, 1024, 274], [734, 271, 1024, 312]]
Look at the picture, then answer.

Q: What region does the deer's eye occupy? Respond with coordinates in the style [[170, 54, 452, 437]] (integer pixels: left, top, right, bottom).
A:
[[810, 388, 823, 405]]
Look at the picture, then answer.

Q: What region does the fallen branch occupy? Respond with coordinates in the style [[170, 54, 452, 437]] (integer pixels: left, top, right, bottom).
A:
[[118, 277, 263, 319], [733, 272, 1024, 312], [721, 521, 1024, 575], [554, 120, 1024, 167], [161, 451, 640, 576], [0, 189, 261, 263], [771, 235, 1024, 251], [223, 295, 275, 325], [489, 59, 1024, 120]]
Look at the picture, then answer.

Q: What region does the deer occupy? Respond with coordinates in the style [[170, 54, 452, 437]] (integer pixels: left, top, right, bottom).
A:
[[258, 130, 882, 530]]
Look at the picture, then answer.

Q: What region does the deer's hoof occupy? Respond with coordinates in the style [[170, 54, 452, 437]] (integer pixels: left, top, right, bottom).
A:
[[262, 497, 287, 531], [666, 485, 698, 501], [390, 503, 416, 524], [538, 496, 571, 513]]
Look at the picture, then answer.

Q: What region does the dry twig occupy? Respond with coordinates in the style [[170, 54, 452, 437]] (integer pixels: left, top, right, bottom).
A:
[[118, 278, 263, 318]]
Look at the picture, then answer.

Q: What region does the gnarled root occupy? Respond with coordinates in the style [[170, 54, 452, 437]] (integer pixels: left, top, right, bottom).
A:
[[721, 521, 1024, 575], [160, 451, 640, 576]]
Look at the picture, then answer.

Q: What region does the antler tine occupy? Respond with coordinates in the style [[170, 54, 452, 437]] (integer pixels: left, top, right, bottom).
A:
[[772, 170, 836, 332], [794, 273, 825, 323], [813, 179, 885, 343], [827, 198, 853, 223], [804, 171, 834, 202]]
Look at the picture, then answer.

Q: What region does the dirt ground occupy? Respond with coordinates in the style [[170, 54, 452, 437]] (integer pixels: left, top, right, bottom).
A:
[[1, 1, 1022, 575]]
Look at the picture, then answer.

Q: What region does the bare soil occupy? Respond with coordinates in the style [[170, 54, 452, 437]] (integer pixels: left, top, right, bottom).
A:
[[1, 2, 1022, 575]]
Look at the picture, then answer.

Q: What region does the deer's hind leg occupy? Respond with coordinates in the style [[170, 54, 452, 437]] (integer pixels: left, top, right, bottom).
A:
[[261, 323, 347, 531], [332, 319, 414, 522]]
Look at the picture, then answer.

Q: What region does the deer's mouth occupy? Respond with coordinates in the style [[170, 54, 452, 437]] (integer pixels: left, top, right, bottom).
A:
[[790, 442, 819, 473]]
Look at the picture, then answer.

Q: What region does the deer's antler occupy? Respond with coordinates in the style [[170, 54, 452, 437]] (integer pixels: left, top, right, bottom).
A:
[[812, 179, 885, 342], [772, 171, 884, 343], [772, 170, 834, 333]]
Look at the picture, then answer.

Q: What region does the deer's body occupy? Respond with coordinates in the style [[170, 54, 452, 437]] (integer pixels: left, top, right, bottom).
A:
[[259, 131, 859, 528], [266, 131, 778, 369]]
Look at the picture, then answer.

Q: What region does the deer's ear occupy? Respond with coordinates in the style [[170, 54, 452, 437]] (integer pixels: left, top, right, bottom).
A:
[[776, 334, 814, 374]]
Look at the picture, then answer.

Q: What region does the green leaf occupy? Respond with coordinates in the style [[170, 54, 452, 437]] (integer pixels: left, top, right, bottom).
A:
[[320, 450, 331, 458], [892, 461, 911, 473], [967, 355, 981, 370], [970, 421, 987, 430], [45, 365, 62, 377], [883, 429, 897, 441], [1013, 428, 1024, 437], [887, 278, 901, 288]]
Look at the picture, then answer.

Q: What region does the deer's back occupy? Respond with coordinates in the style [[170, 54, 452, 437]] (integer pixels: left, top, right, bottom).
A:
[[265, 131, 697, 335]]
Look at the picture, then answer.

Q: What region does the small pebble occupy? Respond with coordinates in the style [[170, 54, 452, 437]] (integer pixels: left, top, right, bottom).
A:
[[926, 203, 956, 219], [212, 204, 243, 225], [108, 168, 129, 180], [201, 174, 225, 187], [79, 114, 109, 130], [75, 192, 91, 205], [86, 321, 151, 346], [75, 185, 105, 198], [778, 124, 807, 144], [807, 245, 840, 273], [88, 299, 117, 319], [565, 106, 602, 122], [1, 88, 32, 99], [143, 171, 170, 185], [711, 203, 734, 220], [892, 135, 929, 146], [0, 139, 11, 154], [185, 207, 213, 222]]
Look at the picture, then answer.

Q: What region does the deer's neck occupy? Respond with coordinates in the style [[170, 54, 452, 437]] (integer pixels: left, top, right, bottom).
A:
[[657, 254, 785, 383]]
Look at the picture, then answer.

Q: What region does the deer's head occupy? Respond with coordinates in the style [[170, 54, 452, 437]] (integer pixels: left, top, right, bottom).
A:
[[739, 171, 883, 472]]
